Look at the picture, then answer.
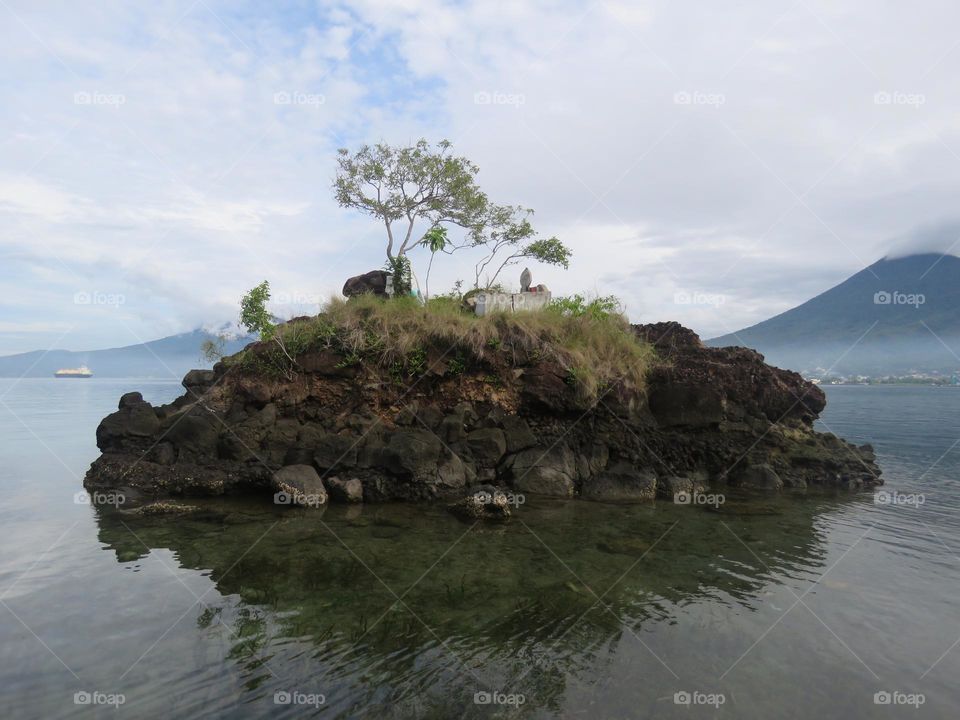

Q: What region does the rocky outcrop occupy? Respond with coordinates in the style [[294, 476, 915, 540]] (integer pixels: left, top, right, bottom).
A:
[[84, 322, 881, 509], [342, 270, 391, 298]]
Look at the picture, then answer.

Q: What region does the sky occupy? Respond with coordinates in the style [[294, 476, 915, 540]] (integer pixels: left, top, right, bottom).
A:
[[2, 0, 960, 355]]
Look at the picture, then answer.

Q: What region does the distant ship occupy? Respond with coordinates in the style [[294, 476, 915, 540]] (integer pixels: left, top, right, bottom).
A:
[[54, 366, 93, 378]]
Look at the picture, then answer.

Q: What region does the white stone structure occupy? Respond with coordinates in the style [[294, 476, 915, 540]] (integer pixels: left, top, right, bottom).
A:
[[474, 290, 552, 316]]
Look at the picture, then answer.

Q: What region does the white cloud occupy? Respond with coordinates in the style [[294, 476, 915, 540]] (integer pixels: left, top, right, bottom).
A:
[[1, 0, 959, 354]]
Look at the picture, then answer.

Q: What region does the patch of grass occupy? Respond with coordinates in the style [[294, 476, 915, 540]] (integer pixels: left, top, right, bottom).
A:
[[259, 293, 654, 401]]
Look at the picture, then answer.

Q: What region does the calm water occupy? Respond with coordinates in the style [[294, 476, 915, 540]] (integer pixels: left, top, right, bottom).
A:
[[0, 379, 958, 718]]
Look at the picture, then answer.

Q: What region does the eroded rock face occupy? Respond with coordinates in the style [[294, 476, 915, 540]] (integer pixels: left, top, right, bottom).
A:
[[84, 322, 882, 507]]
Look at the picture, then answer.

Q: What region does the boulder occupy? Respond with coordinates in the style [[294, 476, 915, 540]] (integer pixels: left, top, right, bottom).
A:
[[164, 411, 220, 456], [326, 476, 363, 503], [731, 463, 784, 491], [342, 270, 391, 298], [501, 416, 537, 452], [182, 369, 216, 389], [437, 450, 468, 490], [448, 489, 512, 522], [581, 461, 657, 502], [118, 391, 145, 409], [96, 398, 161, 451], [381, 429, 443, 478], [311, 432, 359, 472], [503, 445, 576, 497], [657, 472, 709, 499], [465, 428, 507, 466], [272, 465, 328, 506]]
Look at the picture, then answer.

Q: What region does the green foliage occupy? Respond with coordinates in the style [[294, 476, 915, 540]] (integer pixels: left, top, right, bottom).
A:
[[421, 226, 449, 254], [334, 139, 487, 262], [448, 354, 468, 375], [239, 282, 275, 340], [334, 139, 571, 293], [526, 236, 572, 269], [549, 294, 622, 320], [386, 255, 412, 296], [471, 206, 573, 289], [238, 281, 298, 378]]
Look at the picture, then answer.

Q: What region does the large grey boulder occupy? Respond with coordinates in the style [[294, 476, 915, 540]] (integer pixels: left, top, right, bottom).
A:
[[164, 411, 220, 455], [342, 270, 391, 298], [382, 429, 443, 478], [500, 416, 537, 452], [272, 465, 328, 506], [502, 445, 576, 497], [465, 428, 507, 466], [581, 461, 657, 502], [309, 431, 358, 472], [96, 396, 161, 451]]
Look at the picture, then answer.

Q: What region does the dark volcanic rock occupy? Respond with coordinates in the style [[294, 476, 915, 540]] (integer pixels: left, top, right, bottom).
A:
[[581, 461, 657, 502], [326, 476, 363, 503], [502, 445, 576, 497], [342, 270, 391, 298], [272, 465, 328, 506], [465, 428, 507, 465], [84, 321, 883, 506]]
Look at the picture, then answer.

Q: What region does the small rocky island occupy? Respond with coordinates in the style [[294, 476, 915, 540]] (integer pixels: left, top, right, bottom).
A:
[[84, 288, 881, 517]]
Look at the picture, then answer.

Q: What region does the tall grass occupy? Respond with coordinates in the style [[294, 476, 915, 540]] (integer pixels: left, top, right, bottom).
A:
[[256, 294, 654, 400]]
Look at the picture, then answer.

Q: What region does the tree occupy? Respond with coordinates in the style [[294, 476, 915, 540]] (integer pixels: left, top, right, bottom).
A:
[[333, 138, 572, 292], [470, 206, 571, 289], [334, 139, 488, 263], [420, 225, 449, 301], [239, 281, 296, 369]]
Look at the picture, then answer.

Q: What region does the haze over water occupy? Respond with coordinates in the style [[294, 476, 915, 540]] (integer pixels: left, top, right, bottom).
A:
[[0, 379, 957, 718]]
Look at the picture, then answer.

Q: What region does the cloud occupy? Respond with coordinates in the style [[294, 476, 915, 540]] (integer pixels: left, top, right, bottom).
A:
[[1, 0, 960, 353]]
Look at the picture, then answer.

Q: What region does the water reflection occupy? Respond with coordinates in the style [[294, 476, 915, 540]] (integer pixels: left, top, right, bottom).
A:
[[92, 491, 844, 718]]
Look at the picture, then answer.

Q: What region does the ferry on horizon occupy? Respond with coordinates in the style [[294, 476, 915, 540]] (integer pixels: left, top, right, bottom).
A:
[[54, 366, 93, 378]]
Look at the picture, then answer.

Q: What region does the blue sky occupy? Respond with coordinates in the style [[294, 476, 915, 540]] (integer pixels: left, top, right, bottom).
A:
[[2, 0, 960, 354]]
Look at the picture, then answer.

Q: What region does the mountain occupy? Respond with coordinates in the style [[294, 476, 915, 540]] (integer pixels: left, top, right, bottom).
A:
[[708, 253, 960, 376], [0, 330, 252, 379]]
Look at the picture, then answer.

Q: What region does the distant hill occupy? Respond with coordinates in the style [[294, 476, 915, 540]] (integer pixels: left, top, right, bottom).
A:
[[0, 330, 252, 379], [708, 253, 960, 376]]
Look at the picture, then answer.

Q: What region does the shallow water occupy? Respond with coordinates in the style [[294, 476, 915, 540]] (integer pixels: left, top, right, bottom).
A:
[[0, 379, 958, 718]]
